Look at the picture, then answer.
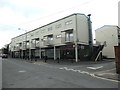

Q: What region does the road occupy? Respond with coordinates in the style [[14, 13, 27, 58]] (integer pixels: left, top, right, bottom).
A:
[[2, 58, 119, 88]]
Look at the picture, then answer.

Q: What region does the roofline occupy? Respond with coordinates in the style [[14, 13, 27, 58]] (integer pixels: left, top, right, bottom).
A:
[[12, 13, 87, 40], [95, 25, 119, 31]]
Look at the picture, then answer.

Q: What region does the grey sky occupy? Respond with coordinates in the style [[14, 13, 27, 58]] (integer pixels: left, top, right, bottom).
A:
[[0, 0, 119, 48]]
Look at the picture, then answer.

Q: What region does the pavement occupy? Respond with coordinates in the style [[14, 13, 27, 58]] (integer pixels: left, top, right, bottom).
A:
[[19, 58, 120, 83], [94, 68, 120, 83]]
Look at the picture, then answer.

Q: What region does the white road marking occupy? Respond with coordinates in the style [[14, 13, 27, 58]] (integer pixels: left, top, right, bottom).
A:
[[87, 66, 103, 70], [18, 70, 26, 73], [92, 74, 120, 83]]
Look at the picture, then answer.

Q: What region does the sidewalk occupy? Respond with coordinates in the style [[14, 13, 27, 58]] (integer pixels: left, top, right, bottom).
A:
[[25, 58, 115, 66], [94, 68, 120, 82]]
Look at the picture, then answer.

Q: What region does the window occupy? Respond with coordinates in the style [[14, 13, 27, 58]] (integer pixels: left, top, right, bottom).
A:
[[43, 36, 47, 41], [19, 43, 22, 47], [31, 34, 33, 37], [48, 35, 53, 41], [56, 34, 61, 38], [26, 41, 29, 46], [118, 30, 120, 34], [48, 27, 52, 31], [65, 32, 73, 41], [55, 24, 61, 29], [36, 40, 39, 45], [31, 39, 35, 44], [13, 46, 16, 50], [16, 43, 19, 47], [41, 29, 45, 33], [65, 20, 72, 25], [48, 37, 53, 41]]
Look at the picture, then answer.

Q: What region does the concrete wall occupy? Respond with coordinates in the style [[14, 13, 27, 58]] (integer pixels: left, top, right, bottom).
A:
[[10, 13, 89, 51], [95, 25, 119, 58], [77, 14, 89, 44]]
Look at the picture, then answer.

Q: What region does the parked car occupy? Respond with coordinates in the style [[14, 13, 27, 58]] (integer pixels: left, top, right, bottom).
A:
[[2, 54, 8, 58]]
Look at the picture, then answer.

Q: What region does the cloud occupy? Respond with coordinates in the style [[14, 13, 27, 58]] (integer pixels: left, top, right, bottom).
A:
[[0, 6, 27, 25], [0, 0, 119, 48]]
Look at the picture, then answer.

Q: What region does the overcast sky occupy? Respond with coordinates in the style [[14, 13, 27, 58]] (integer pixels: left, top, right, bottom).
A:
[[0, 0, 119, 48]]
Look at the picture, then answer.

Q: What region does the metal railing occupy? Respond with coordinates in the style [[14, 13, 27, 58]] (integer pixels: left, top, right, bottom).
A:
[[61, 37, 74, 43], [43, 40, 53, 46]]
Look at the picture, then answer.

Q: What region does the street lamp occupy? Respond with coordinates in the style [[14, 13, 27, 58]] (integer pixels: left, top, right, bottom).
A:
[[18, 28, 28, 60]]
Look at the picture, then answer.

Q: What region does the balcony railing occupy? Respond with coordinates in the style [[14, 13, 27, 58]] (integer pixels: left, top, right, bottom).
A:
[[31, 42, 39, 49], [36, 42, 40, 48], [16, 46, 20, 51], [22, 44, 29, 50], [16, 46, 22, 51], [43, 40, 53, 46], [61, 36, 74, 44]]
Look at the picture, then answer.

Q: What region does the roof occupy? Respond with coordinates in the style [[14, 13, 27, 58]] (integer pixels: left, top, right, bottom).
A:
[[12, 13, 87, 40], [95, 25, 119, 31]]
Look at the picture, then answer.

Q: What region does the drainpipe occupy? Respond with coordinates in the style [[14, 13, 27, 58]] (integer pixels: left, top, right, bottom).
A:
[[75, 14, 78, 62], [87, 14, 93, 59]]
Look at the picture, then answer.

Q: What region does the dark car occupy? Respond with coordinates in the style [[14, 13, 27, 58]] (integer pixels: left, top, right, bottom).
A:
[[2, 54, 8, 58]]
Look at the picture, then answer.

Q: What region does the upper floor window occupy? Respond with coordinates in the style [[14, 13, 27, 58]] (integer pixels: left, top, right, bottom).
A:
[[118, 30, 120, 34], [48, 27, 52, 31], [36, 31, 39, 35], [65, 32, 73, 41], [19, 43, 22, 47], [31, 39, 36, 44], [41, 29, 45, 33], [56, 34, 62, 38], [26, 41, 29, 46], [31, 34, 33, 37], [55, 24, 62, 29], [43, 36, 47, 41], [65, 20, 72, 25]]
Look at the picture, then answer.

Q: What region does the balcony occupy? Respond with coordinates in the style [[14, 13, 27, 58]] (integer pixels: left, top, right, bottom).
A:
[[61, 36, 74, 44], [31, 42, 39, 49], [43, 40, 53, 46], [31, 38, 39, 49], [16, 46, 22, 51], [22, 45, 26, 50], [22, 44, 29, 50]]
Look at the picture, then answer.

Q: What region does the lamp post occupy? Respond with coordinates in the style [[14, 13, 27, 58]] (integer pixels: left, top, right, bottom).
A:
[[18, 28, 28, 60]]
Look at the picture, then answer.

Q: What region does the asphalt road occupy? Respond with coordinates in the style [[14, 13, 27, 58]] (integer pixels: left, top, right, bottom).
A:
[[2, 58, 119, 88]]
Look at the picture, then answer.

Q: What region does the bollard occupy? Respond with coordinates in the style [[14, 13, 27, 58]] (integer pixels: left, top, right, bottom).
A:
[[114, 46, 120, 74], [44, 56, 47, 63], [57, 58, 59, 63]]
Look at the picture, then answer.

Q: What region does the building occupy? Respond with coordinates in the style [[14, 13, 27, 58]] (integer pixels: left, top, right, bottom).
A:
[[95, 25, 120, 58], [9, 13, 95, 62]]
